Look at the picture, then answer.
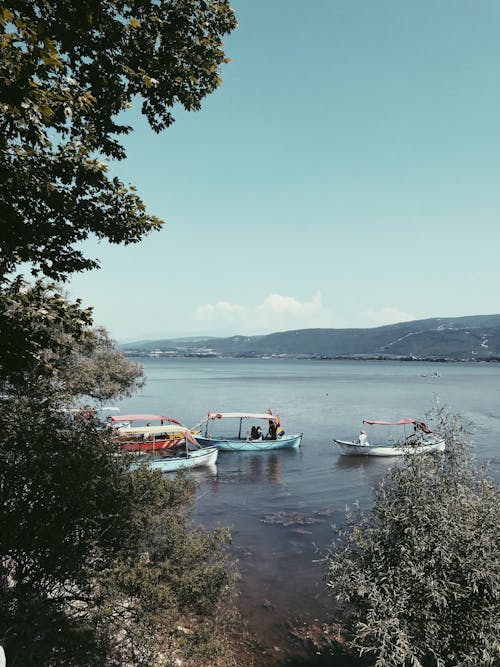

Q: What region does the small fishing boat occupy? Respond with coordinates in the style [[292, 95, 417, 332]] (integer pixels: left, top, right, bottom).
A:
[[333, 419, 445, 457], [134, 445, 219, 472], [131, 426, 218, 472], [193, 411, 302, 451], [108, 414, 189, 452]]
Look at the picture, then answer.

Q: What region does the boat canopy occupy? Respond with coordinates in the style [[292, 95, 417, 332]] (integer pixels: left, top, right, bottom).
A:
[[116, 423, 198, 445], [116, 424, 188, 435], [203, 411, 279, 423], [363, 419, 432, 433], [109, 414, 183, 425]]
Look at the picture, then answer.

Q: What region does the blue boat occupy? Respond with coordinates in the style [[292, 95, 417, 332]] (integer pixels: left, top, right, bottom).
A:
[[130, 426, 219, 471], [193, 411, 303, 451], [134, 445, 219, 471]]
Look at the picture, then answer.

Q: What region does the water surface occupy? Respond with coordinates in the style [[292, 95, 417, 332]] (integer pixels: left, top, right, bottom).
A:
[[117, 358, 500, 661]]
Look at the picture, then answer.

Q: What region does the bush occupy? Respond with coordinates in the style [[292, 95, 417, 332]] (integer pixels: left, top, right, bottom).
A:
[[325, 406, 500, 666], [0, 396, 238, 666]]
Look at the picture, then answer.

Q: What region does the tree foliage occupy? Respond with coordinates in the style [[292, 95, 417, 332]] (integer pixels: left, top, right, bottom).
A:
[[0, 395, 237, 666], [0, 278, 144, 401], [57, 324, 145, 402], [326, 407, 500, 667], [0, 0, 237, 280], [0, 2, 240, 663], [0, 280, 241, 664]]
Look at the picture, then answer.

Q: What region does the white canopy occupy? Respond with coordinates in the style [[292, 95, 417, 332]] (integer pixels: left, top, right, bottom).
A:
[[204, 412, 278, 422], [117, 424, 189, 435], [116, 424, 199, 446]]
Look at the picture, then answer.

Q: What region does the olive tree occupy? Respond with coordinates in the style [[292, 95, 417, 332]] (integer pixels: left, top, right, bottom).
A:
[[325, 407, 500, 667]]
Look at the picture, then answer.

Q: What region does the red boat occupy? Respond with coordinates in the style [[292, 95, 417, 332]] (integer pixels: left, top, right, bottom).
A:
[[109, 414, 190, 452]]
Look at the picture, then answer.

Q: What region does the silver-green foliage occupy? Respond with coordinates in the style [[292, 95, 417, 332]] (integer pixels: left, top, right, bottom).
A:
[[326, 407, 500, 667]]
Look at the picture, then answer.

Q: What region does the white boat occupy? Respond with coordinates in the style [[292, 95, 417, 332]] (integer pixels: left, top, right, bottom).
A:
[[193, 411, 303, 451], [130, 425, 218, 472], [136, 445, 219, 472], [334, 419, 446, 457]]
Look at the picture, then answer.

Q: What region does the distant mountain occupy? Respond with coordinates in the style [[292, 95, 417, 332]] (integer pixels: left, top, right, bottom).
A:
[[120, 314, 500, 361]]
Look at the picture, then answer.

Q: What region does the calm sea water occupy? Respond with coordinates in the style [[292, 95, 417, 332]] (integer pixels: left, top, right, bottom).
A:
[[116, 358, 500, 662]]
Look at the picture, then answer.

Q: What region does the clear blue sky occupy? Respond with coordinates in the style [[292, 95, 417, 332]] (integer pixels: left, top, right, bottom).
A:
[[68, 0, 500, 342]]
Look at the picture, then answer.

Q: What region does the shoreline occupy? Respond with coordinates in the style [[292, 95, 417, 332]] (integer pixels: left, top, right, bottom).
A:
[[122, 353, 500, 363]]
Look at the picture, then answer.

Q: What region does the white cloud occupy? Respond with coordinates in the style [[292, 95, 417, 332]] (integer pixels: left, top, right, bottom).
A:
[[257, 292, 324, 316], [361, 307, 416, 327], [195, 301, 247, 320], [193, 291, 336, 335]]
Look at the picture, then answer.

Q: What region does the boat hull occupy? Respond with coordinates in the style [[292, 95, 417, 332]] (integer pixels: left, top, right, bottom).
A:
[[195, 433, 302, 451], [133, 446, 218, 471], [334, 439, 446, 457], [118, 438, 183, 452]]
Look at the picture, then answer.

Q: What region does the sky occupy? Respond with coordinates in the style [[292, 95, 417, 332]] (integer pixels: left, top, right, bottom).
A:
[[67, 0, 500, 342]]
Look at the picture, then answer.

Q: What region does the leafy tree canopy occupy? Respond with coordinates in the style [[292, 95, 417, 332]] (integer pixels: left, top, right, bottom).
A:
[[0, 278, 144, 402], [0, 0, 237, 280], [326, 407, 500, 667]]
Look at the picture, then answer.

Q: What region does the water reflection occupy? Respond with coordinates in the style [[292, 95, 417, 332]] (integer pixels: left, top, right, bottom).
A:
[[190, 450, 301, 495], [267, 454, 282, 482], [334, 454, 397, 472], [215, 449, 301, 486], [190, 462, 218, 482], [179, 450, 298, 487]]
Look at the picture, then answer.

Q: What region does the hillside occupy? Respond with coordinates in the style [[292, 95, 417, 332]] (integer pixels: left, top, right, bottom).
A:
[[121, 314, 500, 360]]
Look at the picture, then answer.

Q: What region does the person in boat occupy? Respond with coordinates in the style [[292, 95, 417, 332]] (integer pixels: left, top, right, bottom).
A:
[[275, 415, 285, 438], [250, 425, 263, 441], [267, 420, 277, 440], [357, 430, 369, 445], [405, 422, 426, 445]]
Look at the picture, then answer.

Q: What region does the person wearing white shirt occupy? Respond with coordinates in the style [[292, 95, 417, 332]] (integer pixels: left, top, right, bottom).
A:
[[357, 430, 369, 446]]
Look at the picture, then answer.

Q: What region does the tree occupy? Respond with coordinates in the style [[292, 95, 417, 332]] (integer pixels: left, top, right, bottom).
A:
[[325, 407, 500, 667], [0, 278, 241, 664], [0, 278, 144, 401], [0, 281, 242, 664], [0, 0, 237, 280], [0, 2, 240, 663], [0, 394, 237, 666]]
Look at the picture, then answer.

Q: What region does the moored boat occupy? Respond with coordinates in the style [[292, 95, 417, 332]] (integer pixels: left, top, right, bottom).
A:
[[193, 411, 302, 451], [133, 445, 219, 472], [109, 414, 189, 451], [333, 419, 445, 457]]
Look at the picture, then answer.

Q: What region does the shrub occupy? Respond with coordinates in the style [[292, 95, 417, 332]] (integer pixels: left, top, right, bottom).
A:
[[325, 407, 500, 666], [0, 396, 238, 666]]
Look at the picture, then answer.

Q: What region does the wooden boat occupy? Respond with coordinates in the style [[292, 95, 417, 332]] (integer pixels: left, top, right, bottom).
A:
[[193, 411, 302, 451], [334, 419, 446, 457], [109, 414, 189, 452]]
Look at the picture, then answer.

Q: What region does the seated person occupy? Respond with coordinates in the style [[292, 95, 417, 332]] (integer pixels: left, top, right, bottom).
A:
[[267, 421, 277, 440], [250, 425, 263, 441], [404, 426, 421, 445], [357, 430, 369, 445]]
